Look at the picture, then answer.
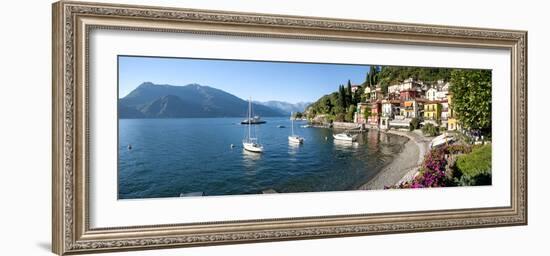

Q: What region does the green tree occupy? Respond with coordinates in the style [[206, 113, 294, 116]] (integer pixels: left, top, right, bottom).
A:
[[335, 113, 346, 122], [345, 105, 356, 122], [366, 66, 380, 87], [450, 69, 492, 134], [353, 85, 364, 104], [378, 66, 452, 94], [338, 85, 347, 109], [325, 96, 334, 114], [409, 117, 420, 131], [346, 80, 353, 107], [422, 123, 440, 136], [292, 112, 303, 119], [363, 104, 371, 121]]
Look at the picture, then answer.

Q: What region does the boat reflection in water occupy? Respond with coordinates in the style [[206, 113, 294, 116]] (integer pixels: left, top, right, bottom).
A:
[[242, 149, 261, 172], [333, 137, 360, 150], [288, 140, 302, 156]]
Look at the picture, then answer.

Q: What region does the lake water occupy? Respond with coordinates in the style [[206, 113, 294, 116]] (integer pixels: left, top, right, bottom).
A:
[[118, 117, 408, 199]]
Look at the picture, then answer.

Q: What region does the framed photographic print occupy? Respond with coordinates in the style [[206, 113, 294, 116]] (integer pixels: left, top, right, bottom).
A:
[[52, 1, 527, 255]]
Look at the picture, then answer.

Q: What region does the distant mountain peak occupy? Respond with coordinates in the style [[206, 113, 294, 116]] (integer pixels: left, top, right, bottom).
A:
[[255, 100, 311, 114], [119, 82, 287, 118], [138, 81, 155, 87]]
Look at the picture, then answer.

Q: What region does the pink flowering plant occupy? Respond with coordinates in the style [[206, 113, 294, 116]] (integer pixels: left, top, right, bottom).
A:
[[386, 144, 472, 189], [415, 148, 448, 187]]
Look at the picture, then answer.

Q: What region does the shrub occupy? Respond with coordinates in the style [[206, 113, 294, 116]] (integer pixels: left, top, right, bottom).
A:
[[454, 144, 492, 186], [409, 118, 420, 131], [386, 144, 484, 190], [444, 144, 472, 155], [422, 123, 439, 136], [416, 148, 449, 187], [335, 113, 346, 122]]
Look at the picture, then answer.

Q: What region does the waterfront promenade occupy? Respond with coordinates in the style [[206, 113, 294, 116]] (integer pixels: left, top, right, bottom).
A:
[[359, 130, 430, 190]]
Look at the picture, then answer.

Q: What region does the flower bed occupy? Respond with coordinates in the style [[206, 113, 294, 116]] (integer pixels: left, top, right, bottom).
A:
[[387, 144, 472, 189]]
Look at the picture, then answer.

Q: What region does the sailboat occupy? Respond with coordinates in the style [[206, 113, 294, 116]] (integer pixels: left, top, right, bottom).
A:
[[243, 98, 264, 153], [288, 112, 304, 144]]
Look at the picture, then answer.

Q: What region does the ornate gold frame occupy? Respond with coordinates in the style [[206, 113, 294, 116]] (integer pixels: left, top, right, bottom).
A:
[[52, 1, 527, 255]]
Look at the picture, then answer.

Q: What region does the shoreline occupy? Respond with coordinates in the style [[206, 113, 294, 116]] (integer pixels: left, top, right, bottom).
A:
[[358, 129, 430, 190]]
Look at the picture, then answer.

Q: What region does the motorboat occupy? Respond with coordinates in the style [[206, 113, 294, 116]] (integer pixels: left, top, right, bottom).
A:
[[333, 132, 357, 142], [241, 115, 266, 124]]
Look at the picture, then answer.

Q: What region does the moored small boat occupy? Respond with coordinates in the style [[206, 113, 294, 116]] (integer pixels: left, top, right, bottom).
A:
[[288, 135, 304, 144], [241, 115, 266, 124], [288, 112, 304, 144], [333, 132, 357, 142], [242, 98, 264, 153], [243, 140, 264, 152]]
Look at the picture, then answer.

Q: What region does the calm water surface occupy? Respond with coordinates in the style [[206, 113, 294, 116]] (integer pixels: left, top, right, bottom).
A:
[[118, 117, 408, 199]]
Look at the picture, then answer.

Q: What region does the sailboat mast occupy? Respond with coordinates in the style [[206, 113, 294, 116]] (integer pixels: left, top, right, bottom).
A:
[[291, 112, 294, 135], [248, 98, 251, 140]]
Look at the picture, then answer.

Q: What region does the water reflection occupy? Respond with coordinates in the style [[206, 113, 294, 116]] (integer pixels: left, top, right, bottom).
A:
[[242, 149, 261, 170], [367, 130, 380, 148], [333, 139, 359, 150], [288, 141, 302, 155], [119, 117, 410, 198]]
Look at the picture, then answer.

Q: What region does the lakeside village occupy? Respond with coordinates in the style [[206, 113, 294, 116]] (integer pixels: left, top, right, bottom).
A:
[[302, 67, 492, 189]]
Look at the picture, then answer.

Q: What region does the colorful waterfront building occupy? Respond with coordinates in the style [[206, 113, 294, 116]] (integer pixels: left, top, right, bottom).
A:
[[367, 100, 382, 127], [446, 94, 461, 131], [400, 99, 422, 118], [380, 99, 400, 130], [363, 86, 372, 97], [426, 87, 438, 101], [448, 118, 459, 131], [369, 86, 384, 101], [436, 82, 450, 100], [440, 98, 449, 127], [399, 89, 420, 101], [387, 78, 422, 95], [354, 102, 370, 124], [423, 101, 442, 122]]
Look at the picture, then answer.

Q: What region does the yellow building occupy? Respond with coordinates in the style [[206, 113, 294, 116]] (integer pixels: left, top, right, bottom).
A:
[[446, 94, 460, 131], [448, 118, 459, 131], [423, 101, 441, 121], [400, 100, 419, 118]]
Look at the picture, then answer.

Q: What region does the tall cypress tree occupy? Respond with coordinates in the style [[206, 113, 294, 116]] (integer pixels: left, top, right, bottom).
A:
[[368, 66, 379, 87], [346, 80, 353, 107], [338, 85, 346, 109]]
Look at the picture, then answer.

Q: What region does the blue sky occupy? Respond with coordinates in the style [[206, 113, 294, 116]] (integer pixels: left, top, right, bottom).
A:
[[118, 56, 371, 103]]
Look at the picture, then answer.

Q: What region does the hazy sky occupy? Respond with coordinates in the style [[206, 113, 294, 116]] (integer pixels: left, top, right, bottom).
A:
[[118, 56, 371, 103]]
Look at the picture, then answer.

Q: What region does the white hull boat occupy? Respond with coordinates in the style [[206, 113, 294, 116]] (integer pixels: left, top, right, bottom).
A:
[[288, 135, 304, 144], [243, 98, 263, 153], [243, 141, 264, 153], [288, 112, 304, 144], [333, 133, 357, 142]]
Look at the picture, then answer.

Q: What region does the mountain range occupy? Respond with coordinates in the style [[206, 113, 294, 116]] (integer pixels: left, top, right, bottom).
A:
[[118, 82, 308, 119], [254, 101, 310, 115]]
